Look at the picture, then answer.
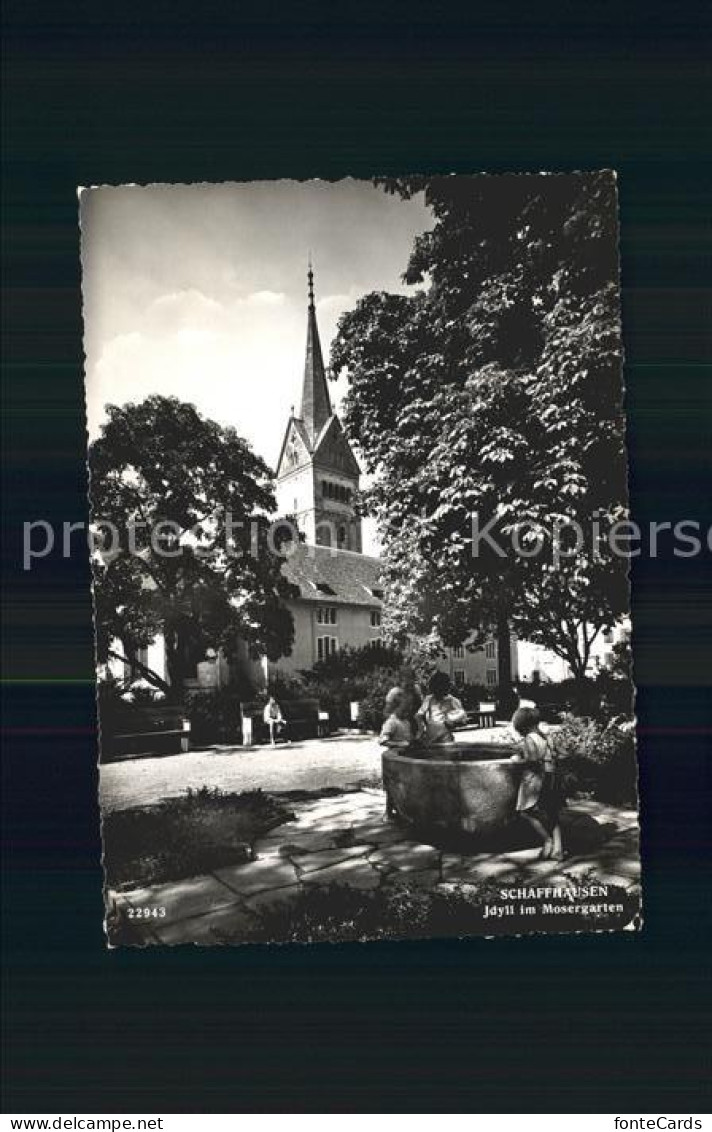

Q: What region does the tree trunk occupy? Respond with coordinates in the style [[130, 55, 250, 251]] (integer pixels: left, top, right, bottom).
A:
[[496, 614, 517, 719], [164, 630, 188, 702]]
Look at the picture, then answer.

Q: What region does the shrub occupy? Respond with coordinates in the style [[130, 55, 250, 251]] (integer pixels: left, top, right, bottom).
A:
[[517, 668, 635, 722], [456, 682, 490, 710], [552, 713, 638, 805], [272, 646, 407, 727], [267, 672, 309, 703], [97, 676, 147, 736], [517, 677, 591, 719], [306, 643, 405, 684], [187, 683, 254, 745], [355, 666, 403, 730], [103, 787, 294, 891], [272, 652, 406, 729], [595, 671, 635, 719]]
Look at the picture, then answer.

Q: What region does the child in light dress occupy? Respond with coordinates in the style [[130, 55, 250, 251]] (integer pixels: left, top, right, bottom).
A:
[[511, 705, 564, 859], [379, 688, 414, 749]]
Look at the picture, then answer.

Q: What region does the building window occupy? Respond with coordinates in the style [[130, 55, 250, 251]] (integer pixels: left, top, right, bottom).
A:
[[338, 525, 347, 547], [370, 637, 383, 649], [370, 610, 381, 627], [317, 635, 338, 661], [486, 668, 497, 687], [321, 480, 354, 505], [317, 606, 337, 625], [454, 668, 466, 687], [485, 641, 496, 660], [453, 644, 464, 659]]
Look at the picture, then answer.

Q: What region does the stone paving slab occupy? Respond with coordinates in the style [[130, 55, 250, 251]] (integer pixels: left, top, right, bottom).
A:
[[383, 867, 441, 889], [122, 874, 239, 923], [274, 830, 345, 854], [154, 900, 258, 945], [294, 846, 372, 873], [244, 883, 304, 914], [215, 856, 300, 895], [442, 857, 516, 882], [300, 857, 381, 889], [368, 843, 441, 873]]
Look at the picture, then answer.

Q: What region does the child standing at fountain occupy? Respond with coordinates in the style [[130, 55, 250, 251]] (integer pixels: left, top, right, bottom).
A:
[[379, 689, 414, 749], [511, 706, 564, 860], [385, 667, 423, 741]]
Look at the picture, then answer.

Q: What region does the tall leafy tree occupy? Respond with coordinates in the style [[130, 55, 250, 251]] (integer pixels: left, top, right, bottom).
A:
[[330, 173, 629, 695], [89, 395, 297, 693]]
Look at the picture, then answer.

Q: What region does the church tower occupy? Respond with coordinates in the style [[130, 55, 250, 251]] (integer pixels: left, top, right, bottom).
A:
[[275, 264, 363, 553]]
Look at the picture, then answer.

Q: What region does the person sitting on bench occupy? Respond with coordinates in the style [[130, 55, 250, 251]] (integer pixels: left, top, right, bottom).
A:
[[263, 696, 288, 746]]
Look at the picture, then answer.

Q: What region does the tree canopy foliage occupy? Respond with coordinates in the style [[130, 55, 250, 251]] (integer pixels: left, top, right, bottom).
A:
[[89, 395, 297, 692], [330, 173, 629, 680]]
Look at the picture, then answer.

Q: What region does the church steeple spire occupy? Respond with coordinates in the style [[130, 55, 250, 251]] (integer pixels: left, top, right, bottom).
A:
[[300, 260, 332, 443]]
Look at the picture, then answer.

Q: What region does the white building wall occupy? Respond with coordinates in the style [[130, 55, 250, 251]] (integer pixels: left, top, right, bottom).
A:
[[274, 462, 318, 543], [264, 600, 382, 680], [441, 634, 519, 692]]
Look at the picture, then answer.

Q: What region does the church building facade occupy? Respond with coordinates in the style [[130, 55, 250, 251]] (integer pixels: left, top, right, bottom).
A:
[[262, 265, 384, 683]]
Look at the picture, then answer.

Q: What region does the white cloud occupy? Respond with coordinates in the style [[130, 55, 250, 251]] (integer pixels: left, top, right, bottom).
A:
[[247, 290, 286, 306]]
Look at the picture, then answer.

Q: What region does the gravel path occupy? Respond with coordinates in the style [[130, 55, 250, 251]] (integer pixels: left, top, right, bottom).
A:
[[99, 727, 513, 813], [100, 733, 383, 812]]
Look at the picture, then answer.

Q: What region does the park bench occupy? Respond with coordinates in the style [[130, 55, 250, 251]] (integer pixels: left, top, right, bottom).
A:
[[241, 698, 325, 744], [456, 702, 498, 730], [104, 706, 191, 761]]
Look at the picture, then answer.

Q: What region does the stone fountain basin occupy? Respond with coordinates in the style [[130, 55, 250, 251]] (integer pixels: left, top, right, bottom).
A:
[[382, 742, 521, 839]]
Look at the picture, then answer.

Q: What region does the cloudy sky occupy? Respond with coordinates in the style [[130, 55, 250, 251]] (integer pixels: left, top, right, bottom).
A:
[[81, 180, 432, 462]]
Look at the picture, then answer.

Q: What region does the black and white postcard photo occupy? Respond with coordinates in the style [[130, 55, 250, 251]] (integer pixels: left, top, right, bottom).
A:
[[81, 174, 641, 946]]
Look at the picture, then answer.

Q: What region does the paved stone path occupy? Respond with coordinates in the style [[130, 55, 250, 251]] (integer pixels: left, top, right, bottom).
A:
[[108, 790, 641, 946], [100, 727, 515, 813]]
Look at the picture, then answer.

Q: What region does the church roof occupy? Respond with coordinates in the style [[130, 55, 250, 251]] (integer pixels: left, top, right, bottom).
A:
[[299, 264, 333, 444], [282, 543, 383, 607]]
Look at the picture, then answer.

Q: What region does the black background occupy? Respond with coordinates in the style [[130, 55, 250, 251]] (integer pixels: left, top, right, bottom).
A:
[[3, 0, 711, 1113]]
